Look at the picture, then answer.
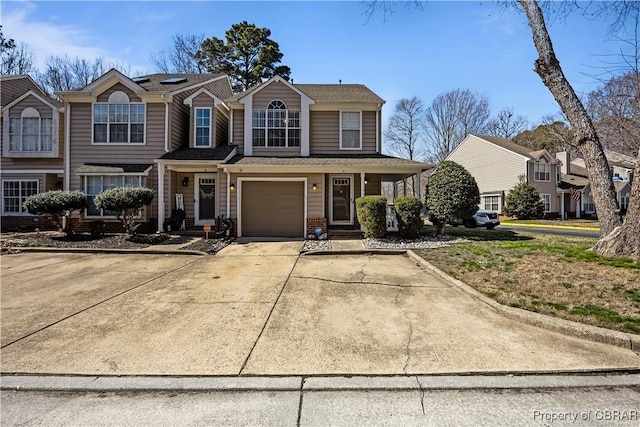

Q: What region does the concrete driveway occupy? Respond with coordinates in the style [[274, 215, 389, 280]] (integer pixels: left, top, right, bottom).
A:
[[1, 242, 638, 375]]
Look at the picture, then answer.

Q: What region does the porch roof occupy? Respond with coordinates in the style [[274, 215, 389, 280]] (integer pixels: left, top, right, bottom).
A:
[[75, 163, 153, 175], [559, 173, 589, 188], [225, 154, 429, 170], [159, 145, 236, 161]]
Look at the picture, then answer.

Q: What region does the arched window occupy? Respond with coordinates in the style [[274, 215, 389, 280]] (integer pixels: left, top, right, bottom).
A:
[[252, 99, 300, 148], [8, 107, 53, 152], [93, 91, 145, 144]]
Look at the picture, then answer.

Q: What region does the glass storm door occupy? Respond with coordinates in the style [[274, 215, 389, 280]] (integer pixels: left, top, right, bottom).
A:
[[330, 176, 353, 224], [195, 174, 216, 225]]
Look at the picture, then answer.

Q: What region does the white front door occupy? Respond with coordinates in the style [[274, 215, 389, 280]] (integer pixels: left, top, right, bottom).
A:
[[194, 173, 216, 226], [329, 175, 354, 225]]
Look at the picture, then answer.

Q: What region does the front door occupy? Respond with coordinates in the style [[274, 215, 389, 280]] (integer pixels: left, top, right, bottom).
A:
[[194, 173, 216, 226], [330, 175, 353, 225]]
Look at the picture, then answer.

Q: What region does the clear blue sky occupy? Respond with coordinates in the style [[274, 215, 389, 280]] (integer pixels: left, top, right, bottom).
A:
[[2, 1, 636, 127]]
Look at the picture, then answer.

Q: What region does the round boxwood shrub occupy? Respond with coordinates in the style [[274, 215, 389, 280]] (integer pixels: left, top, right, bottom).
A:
[[356, 195, 387, 239], [22, 190, 87, 236], [94, 187, 154, 235], [394, 196, 424, 238], [503, 177, 544, 219], [427, 161, 480, 235]]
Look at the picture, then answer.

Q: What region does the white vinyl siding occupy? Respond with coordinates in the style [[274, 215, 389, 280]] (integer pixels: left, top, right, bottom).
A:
[[340, 111, 361, 149], [2, 180, 38, 214], [83, 175, 143, 217]]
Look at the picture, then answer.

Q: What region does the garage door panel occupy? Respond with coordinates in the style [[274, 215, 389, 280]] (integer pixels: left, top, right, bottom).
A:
[[242, 181, 304, 237]]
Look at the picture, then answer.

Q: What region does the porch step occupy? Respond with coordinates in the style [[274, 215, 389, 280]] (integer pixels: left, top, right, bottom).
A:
[[328, 229, 363, 239]]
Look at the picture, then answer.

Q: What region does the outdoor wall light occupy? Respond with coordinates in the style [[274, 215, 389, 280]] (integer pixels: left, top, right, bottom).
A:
[[182, 177, 189, 187], [230, 183, 236, 191], [312, 183, 317, 190], [364, 179, 368, 185]]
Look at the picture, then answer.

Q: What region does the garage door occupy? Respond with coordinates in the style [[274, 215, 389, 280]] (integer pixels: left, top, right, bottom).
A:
[[241, 181, 305, 237]]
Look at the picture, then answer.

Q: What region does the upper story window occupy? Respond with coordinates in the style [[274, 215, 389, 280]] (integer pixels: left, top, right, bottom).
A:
[[252, 100, 300, 148], [534, 158, 550, 181], [93, 91, 145, 144], [9, 108, 53, 153], [195, 107, 212, 147], [340, 111, 361, 150]]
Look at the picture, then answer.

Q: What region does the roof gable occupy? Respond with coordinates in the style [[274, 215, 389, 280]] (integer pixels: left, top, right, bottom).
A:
[[2, 89, 60, 112], [1, 74, 60, 108], [233, 75, 314, 105]]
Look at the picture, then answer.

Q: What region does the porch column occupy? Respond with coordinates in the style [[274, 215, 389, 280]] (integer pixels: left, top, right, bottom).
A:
[[577, 193, 581, 218], [560, 191, 565, 219], [393, 181, 398, 199], [415, 172, 421, 199], [360, 172, 365, 197], [157, 163, 165, 232], [403, 179, 407, 196]]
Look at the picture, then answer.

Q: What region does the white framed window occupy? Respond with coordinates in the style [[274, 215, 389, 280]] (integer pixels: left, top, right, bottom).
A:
[[2, 180, 38, 214], [340, 111, 362, 149], [252, 100, 300, 148], [194, 107, 212, 147], [584, 192, 595, 213], [8, 108, 53, 153], [93, 91, 145, 144], [534, 158, 550, 181], [540, 193, 551, 212], [83, 175, 143, 217], [621, 192, 630, 211], [483, 195, 500, 211]]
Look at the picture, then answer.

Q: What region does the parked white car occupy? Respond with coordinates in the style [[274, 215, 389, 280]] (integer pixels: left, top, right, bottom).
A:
[[448, 210, 500, 229]]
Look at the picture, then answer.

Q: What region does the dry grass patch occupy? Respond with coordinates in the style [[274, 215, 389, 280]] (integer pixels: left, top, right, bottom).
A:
[[415, 231, 640, 334]]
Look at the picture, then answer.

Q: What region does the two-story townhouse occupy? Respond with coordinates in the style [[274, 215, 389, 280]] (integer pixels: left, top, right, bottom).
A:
[[1, 75, 64, 231], [58, 69, 233, 233], [206, 76, 429, 238], [446, 134, 561, 217]]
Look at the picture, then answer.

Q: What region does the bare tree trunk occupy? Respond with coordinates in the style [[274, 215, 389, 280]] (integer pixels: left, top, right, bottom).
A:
[[518, 0, 622, 239]]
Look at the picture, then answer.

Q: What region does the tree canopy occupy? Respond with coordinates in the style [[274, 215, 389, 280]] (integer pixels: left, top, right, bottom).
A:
[[196, 21, 291, 93]]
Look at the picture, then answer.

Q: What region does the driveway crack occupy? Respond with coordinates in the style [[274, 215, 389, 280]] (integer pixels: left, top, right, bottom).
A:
[[395, 288, 413, 374], [290, 275, 441, 289], [416, 376, 426, 415]]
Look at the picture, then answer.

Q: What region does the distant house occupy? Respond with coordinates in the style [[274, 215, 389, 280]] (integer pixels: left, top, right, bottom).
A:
[[1, 75, 64, 230], [446, 134, 561, 216], [53, 70, 429, 237]]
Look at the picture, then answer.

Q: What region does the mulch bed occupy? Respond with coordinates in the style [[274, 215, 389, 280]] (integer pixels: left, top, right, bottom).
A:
[[0, 232, 171, 253]]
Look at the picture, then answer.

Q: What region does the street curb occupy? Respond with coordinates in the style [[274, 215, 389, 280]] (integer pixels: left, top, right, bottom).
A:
[[3, 247, 207, 256], [406, 250, 640, 353], [302, 249, 406, 256], [2, 373, 639, 392], [500, 222, 600, 232]]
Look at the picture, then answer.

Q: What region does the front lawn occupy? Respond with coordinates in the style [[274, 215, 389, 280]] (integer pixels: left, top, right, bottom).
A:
[[415, 227, 640, 334], [500, 218, 600, 230]]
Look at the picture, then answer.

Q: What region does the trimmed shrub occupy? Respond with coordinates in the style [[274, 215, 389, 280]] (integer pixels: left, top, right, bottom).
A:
[[394, 196, 424, 238], [356, 196, 387, 238], [503, 177, 544, 219], [94, 187, 154, 235], [22, 190, 87, 236], [427, 161, 480, 235]]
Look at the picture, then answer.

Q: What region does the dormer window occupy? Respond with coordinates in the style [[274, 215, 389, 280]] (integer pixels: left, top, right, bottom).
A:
[[9, 107, 53, 152], [93, 91, 145, 144], [534, 158, 550, 181], [194, 107, 212, 147], [252, 100, 300, 148]]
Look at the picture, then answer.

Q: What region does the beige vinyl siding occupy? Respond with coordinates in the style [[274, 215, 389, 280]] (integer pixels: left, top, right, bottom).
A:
[[224, 173, 323, 219], [174, 172, 195, 219], [8, 94, 54, 119], [215, 106, 228, 147], [1, 77, 41, 106], [96, 83, 142, 102], [253, 81, 301, 109], [309, 110, 377, 154], [528, 161, 559, 212], [202, 78, 233, 101], [232, 109, 244, 150], [447, 135, 528, 206]]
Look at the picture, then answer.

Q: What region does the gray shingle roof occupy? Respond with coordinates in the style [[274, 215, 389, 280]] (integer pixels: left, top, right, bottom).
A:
[[160, 145, 236, 161], [475, 135, 536, 159], [75, 163, 153, 174], [131, 73, 226, 93], [226, 154, 429, 168], [228, 80, 384, 104]]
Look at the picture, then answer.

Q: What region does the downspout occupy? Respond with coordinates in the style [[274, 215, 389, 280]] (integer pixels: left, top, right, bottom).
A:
[[376, 108, 380, 153], [224, 168, 231, 218], [164, 99, 169, 152], [64, 103, 70, 190]]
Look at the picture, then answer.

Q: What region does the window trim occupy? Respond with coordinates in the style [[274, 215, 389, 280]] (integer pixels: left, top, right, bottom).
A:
[[2, 179, 39, 215], [339, 110, 362, 150], [82, 174, 145, 218], [194, 107, 213, 148], [91, 92, 146, 145], [534, 159, 550, 182], [483, 195, 500, 212], [251, 99, 301, 148], [8, 108, 54, 153], [540, 193, 551, 212]]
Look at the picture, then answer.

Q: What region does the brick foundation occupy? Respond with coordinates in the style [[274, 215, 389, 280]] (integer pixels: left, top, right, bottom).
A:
[[1, 215, 59, 232], [69, 218, 158, 235], [306, 217, 327, 237]]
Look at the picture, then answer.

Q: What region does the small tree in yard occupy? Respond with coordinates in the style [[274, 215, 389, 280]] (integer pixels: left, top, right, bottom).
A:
[[356, 196, 387, 239], [94, 187, 154, 235], [427, 161, 480, 235], [503, 177, 544, 220], [394, 196, 424, 238], [23, 190, 87, 236]]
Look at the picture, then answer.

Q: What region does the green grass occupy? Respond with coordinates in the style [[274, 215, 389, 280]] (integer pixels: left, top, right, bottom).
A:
[[569, 304, 640, 333]]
